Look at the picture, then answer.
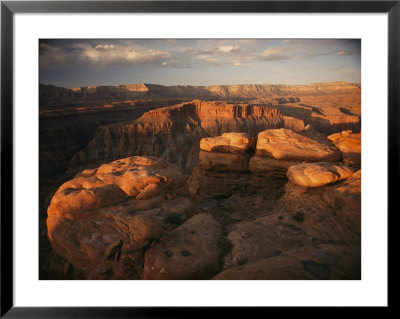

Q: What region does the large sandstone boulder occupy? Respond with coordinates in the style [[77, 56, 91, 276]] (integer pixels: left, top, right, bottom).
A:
[[249, 129, 341, 179], [200, 132, 255, 154], [48, 156, 187, 221], [214, 245, 361, 280], [143, 213, 222, 279], [198, 133, 254, 173], [189, 133, 256, 200], [46, 156, 194, 279], [287, 162, 355, 187], [328, 131, 361, 166], [255, 128, 341, 162]]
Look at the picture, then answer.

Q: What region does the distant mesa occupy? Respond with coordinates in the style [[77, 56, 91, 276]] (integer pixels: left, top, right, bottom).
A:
[[40, 81, 361, 105]]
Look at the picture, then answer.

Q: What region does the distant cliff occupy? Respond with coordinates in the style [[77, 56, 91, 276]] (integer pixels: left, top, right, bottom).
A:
[[40, 81, 360, 105]]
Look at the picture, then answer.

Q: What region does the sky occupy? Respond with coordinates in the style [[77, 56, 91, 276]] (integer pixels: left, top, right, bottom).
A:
[[39, 39, 361, 89]]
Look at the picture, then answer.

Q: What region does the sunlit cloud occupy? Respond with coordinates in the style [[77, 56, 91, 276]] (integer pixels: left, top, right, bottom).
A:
[[216, 45, 240, 54], [74, 43, 171, 66], [337, 50, 353, 56]]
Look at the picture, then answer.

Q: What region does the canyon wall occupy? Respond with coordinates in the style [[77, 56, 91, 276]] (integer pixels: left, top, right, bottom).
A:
[[67, 100, 305, 174]]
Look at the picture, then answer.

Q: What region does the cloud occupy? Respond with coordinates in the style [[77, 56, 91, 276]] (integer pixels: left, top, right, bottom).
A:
[[184, 44, 243, 66], [256, 47, 289, 61], [40, 41, 172, 68], [216, 45, 240, 54], [95, 44, 115, 50], [39, 43, 68, 67], [76, 43, 171, 66], [337, 50, 353, 56]]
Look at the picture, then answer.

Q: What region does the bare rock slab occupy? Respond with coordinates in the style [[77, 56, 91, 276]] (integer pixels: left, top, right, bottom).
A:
[[214, 245, 360, 280], [325, 170, 361, 234], [143, 213, 222, 279]]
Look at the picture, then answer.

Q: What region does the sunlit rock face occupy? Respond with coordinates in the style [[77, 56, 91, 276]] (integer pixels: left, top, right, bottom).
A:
[[254, 128, 341, 162], [328, 130, 361, 167], [248, 128, 342, 183], [189, 128, 344, 201], [46, 156, 194, 279], [200, 132, 255, 155], [287, 162, 355, 188]]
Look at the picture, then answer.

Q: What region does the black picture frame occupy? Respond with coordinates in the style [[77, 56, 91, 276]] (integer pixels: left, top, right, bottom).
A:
[[1, 0, 396, 317]]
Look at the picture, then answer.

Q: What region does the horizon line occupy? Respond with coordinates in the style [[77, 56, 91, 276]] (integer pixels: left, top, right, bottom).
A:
[[40, 81, 361, 90]]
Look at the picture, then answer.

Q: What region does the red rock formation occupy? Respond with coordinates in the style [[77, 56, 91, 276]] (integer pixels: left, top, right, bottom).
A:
[[68, 101, 303, 174], [287, 162, 355, 187], [45, 130, 361, 279], [186, 131, 360, 279], [248, 128, 341, 184], [255, 128, 341, 162], [46, 156, 194, 279], [328, 131, 361, 167], [39, 81, 360, 181], [200, 132, 255, 154]]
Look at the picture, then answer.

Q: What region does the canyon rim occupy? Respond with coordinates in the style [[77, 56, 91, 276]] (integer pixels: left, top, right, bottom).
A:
[[39, 39, 361, 280]]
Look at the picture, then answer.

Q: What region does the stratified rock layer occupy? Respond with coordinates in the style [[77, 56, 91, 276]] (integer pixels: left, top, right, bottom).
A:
[[67, 101, 304, 174], [40, 82, 361, 104]]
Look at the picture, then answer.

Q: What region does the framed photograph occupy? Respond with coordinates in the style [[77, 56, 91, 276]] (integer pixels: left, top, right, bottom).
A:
[[1, 0, 396, 317]]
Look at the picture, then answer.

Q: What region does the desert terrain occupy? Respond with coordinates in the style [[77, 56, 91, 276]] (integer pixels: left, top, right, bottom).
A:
[[39, 81, 361, 280]]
